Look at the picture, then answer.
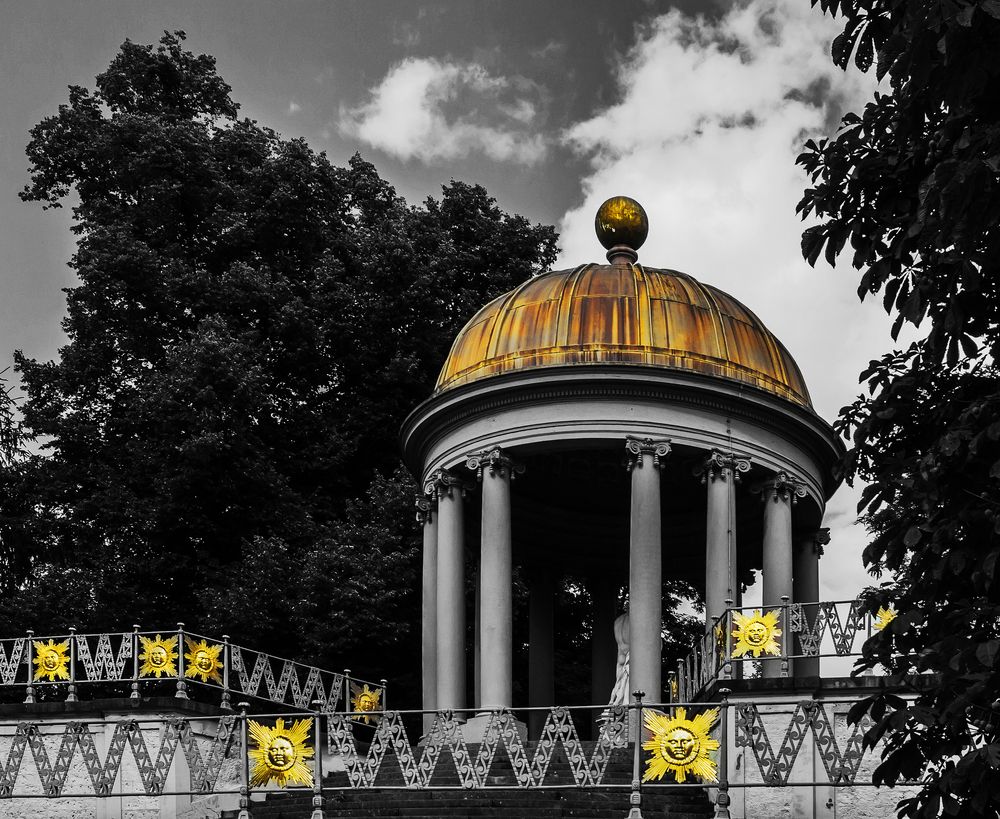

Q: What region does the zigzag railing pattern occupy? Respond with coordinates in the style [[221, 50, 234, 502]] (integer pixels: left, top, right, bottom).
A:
[[230, 646, 344, 712], [0, 627, 382, 719], [677, 599, 880, 701], [0, 716, 237, 798], [327, 706, 630, 789], [0, 700, 893, 801], [734, 701, 872, 786]]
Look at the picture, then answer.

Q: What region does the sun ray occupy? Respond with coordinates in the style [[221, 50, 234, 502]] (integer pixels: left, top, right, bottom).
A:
[[641, 707, 719, 784], [183, 638, 224, 684], [248, 718, 315, 788], [731, 609, 782, 658], [350, 683, 382, 724], [139, 634, 179, 678], [875, 606, 897, 631], [32, 639, 70, 682]]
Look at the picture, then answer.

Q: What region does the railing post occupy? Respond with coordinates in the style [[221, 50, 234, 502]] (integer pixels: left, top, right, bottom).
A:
[[67, 626, 78, 702], [343, 669, 351, 715], [626, 689, 645, 819], [237, 701, 252, 819], [24, 630, 34, 704], [311, 699, 325, 819], [380, 678, 387, 712], [676, 660, 684, 704], [714, 688, 732, 818], [780, 595, 790, 678], [176, 622, 189, 699], [221, 634, 232, 712], [722, 600, 733, 680], [130, 624, 140, 702]]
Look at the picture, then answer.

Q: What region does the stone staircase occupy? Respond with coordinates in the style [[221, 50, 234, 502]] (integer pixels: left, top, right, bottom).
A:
[[240, 743, 715, 818]]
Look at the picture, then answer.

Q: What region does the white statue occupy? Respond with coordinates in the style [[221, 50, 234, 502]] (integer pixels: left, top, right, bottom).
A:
[[608, 612, 630, 705]]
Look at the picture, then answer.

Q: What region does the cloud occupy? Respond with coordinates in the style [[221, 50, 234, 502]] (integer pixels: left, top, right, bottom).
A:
[[287, 101, 302, 115], [340, 58, 547, 164], [560, 0, 885, 598]]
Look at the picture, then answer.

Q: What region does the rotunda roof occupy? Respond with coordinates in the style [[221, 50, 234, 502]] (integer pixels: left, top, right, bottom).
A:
[[435, 198, 811, 408]]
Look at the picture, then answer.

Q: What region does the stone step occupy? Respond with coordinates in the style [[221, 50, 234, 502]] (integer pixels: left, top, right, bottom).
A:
[[238, 785, 715, 818]]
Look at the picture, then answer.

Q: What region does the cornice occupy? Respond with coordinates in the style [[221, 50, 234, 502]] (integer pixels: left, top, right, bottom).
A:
[[401, 365, 843, 497]]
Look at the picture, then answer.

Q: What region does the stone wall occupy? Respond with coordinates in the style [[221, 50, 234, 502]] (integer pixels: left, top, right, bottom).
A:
[[726, 697, 920, 819], [0, 704, 240, 819]]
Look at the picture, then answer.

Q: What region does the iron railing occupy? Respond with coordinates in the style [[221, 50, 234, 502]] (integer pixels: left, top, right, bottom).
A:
[[674, 599, 880, 701], [0, 695, 899, 817], [0, 625, 386, 718]]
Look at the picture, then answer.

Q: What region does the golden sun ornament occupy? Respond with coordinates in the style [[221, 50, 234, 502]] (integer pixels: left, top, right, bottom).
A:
[[642, 707, 720, 783], [875, 606, 897, 631], [183, 638, 223, 684], [32, 639, 70, 682], [139, 634, 178, 678], [731, 609, 782, 658], [248, 718, 314, 788], [350, 683, 382, 724]]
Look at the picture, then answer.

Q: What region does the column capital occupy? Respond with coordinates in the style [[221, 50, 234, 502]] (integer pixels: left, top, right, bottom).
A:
[[694, 449, 752, 483], [465, 446, 525, 481], [415, 493, 436, 525], [423, 469, 474, 500], [752, 471, 807, 504], [813, 527, 831, 556], [624, 436, 671, 471]]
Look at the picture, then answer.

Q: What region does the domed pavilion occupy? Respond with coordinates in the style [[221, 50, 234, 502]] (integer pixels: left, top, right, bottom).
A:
[[402, 197, 842, 724]]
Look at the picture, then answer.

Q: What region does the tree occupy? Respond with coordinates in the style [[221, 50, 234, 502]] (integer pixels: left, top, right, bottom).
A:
[[798, 2, 1000, 815], [6, 32, 558, 687]]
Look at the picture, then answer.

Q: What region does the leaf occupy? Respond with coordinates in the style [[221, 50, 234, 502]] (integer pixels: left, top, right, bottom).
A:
[[855, 32, 874, 72], [801, 225, 826, 267], [976, 641, 1000, 668]]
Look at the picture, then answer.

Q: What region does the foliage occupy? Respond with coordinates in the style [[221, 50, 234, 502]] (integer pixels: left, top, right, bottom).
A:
[[798, 1, 1000, 815], [6, 32, 558, 690]]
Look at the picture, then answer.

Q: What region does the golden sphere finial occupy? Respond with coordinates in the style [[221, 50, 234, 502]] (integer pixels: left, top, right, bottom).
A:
[[595, 196, 648, 255]]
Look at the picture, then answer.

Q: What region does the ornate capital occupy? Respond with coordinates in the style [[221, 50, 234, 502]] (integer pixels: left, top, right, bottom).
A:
[[694, 449, 752, 484], [752, 471, 807, 504], [814, 527, 830, 556], [415, 493, 435, 525], [624, 436, 671, 471], [423, 469, 474, 500], [464, 446, 525, 481]]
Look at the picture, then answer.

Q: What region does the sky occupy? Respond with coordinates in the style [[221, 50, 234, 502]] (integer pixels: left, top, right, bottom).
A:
[[0, 0, 896, 604]]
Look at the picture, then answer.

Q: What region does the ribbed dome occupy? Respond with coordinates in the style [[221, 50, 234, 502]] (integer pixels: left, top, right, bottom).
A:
[[435, 262, 812, 408]]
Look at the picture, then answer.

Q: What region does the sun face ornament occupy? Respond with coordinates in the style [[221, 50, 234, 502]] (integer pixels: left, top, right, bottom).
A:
[[642, 707, 720, 783], [32, 639, 70, 682], [139, 634, 179, 678], [183, 638, 224, 684], [350, 682, 382, 724], [875, 606, 897, 631], [248, 718, 314, 788], [731, 609, 782, 658]]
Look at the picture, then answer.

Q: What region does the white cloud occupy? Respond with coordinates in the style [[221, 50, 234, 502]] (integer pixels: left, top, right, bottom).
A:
[[287, 101, 302, 115], [560, 0, 886, 599], [340, 57, 546, 164]]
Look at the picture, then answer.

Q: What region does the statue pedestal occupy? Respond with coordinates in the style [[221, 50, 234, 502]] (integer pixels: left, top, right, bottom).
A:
[[461, 713, 528, 744]]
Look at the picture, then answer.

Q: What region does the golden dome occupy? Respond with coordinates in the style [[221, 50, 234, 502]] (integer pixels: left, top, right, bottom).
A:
[[435, 262, 812, 408]]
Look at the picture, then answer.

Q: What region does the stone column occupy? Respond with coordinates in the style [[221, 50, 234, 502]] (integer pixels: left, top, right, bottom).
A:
[[697, 451, 751, 630], [625, 436, 670, 703], [590, 575, 618, 706], [467, 447, 522, 711], [427, 469, 471, 713], [528, 572, 555, 739], [416, 493, 438, 736], [756, 472, 805, 679], [793, 528, 829, 678]]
